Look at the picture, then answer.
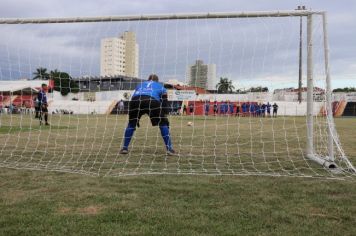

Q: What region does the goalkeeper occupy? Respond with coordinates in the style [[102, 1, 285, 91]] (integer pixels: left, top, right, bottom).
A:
[[120, 74, 176, 155]]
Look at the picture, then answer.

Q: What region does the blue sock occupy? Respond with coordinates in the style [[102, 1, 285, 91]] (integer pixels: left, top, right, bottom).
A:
[[159, 126, 172, 151], [123, 123, 136, 150]]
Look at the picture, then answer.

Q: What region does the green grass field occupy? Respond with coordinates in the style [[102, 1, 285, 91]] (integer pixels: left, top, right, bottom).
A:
[[0, 114, 355, 235]]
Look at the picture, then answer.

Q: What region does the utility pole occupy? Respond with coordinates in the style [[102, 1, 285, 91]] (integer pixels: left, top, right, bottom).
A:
[[296, 5, 306, 103]]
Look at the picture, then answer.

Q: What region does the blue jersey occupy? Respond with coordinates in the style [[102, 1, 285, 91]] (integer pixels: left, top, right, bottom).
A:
[[250, 104, 255, 112], [266, 103, 271, 112], [205, 103, 210, 112], [261, 104, 266, 112], [223, 103, 228, 113], [132, 81, 167, 102], [229, 104, 234, 113], [37, 90, 47, 104], [220, 103, 226, 113], [242, 103, 247, 113]]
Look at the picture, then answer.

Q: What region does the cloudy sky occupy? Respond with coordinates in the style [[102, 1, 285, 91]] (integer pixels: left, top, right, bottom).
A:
[[0, 0, 355, 90]]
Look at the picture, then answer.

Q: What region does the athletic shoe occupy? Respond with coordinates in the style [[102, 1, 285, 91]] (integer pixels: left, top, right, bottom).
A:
[[119, 148, 129, 154], [166, 149, 178, 156], [45, 123, 50, 126]]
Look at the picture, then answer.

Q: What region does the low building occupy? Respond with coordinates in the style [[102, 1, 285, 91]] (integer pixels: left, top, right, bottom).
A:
[[72, 75, 144, 92]]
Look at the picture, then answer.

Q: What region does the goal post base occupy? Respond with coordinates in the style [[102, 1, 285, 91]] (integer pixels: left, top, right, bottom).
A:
[[307, 154, 337, 169]]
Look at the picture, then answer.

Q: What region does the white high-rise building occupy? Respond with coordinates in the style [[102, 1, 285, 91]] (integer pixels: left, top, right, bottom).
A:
[[100, 31, 139, 78], [186, 60, 216, 90]]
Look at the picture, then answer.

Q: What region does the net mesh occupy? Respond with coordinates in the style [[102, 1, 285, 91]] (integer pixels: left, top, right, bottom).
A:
[[0, 13, 355, 179]]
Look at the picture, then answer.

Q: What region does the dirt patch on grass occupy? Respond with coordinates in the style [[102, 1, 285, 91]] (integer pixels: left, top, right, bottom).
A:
[[57, 207, 72, 214], [77, 205, 103, 215], [1, 190, 26, 204]]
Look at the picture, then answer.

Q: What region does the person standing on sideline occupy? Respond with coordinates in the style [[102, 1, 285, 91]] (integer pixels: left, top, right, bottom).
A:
[[241, 102, 247, 116], [182, 104, 187, 115], [34, 96, 40, 118], [249, 103, 255, 117], [213, 101, 218, 116], [229, 101, 234, 115], [119, 74, 176, 155], [272, 102, 279, 118], [266, 102, 271, 117], [219, 101, 225, 115], [204, 100, 210, 116], [37, 83, 50, 125], [235, 103, 240, 117], [189, 103, 194, 115], [118, 99, 125, 114], [261, 103, 266, 117]]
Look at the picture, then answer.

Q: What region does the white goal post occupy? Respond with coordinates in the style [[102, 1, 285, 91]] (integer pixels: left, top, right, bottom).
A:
[[0, 10, 355, 178]]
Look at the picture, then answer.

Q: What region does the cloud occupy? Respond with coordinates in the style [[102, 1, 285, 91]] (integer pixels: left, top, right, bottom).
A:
[[0, 0, 355, 89]]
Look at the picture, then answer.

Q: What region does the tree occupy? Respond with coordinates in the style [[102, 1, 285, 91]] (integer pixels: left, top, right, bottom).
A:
[[333, 87, 356, 93], [33, 67, 50, 80], [248, 86, 269, 92], [216, 77, 235, 93], [50, 70, 79, 96]]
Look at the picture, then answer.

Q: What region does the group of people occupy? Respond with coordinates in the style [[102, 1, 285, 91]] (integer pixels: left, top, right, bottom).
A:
[[239, 102, 279, 117], [0, 104, 24, 114], [0, 101, 32, 115], [182, 101, 279, 117]]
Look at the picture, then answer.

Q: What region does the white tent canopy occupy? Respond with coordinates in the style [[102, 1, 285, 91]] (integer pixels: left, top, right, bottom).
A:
[[0, 80, 48, 95]]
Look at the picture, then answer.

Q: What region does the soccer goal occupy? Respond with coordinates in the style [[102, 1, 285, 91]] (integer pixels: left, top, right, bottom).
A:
[[0, 10, 355, 179]]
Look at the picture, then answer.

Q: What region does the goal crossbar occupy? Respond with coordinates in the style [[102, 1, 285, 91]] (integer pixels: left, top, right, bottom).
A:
[[0, 10, 325, 24]]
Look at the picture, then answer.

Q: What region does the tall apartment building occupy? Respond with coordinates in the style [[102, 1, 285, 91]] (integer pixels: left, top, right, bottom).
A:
[[186, 60, 216, 90], [100, 31, 139, 78]]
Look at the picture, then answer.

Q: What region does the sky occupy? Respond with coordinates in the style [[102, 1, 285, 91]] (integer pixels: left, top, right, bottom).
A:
[[0, 0, 355, 90]]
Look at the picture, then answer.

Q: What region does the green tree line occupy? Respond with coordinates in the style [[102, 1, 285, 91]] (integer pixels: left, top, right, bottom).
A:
[[33, 67, 79, 96], [215, 77, 268, 94], [333, 87, 356, 93]]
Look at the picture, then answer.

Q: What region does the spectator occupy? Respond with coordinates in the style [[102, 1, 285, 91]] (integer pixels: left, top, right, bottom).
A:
[[189, 103, 194, 115], [204, 100, 210, 116], [220, 101, 225, 115], [261, 103, 266, 117], [235, 103, 240, 117], [118, 99, 125, 114], [34, 96, 40, 118], [266, 102, 272, 117], [213, 101, 218, 116], [229, 102, 234, 115], [256, 103, 261, 117], [9, 103, 14, 114], [224, 101, 229, 115], [273, 103, 279, 118], [241, 103, 247, 116], [182, 104, 187, 115], [249, 103, 255, 117], [174, 102, 180, 115]]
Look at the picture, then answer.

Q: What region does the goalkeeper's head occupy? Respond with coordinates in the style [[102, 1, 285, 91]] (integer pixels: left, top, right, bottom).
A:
[[148, 74, 159, 82]]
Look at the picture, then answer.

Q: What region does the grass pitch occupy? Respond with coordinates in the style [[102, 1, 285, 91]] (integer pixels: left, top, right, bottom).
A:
[[0, 114, 355, 235]]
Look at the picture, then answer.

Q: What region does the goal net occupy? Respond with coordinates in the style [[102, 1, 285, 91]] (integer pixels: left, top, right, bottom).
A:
[[0, 11, 355, 179]]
